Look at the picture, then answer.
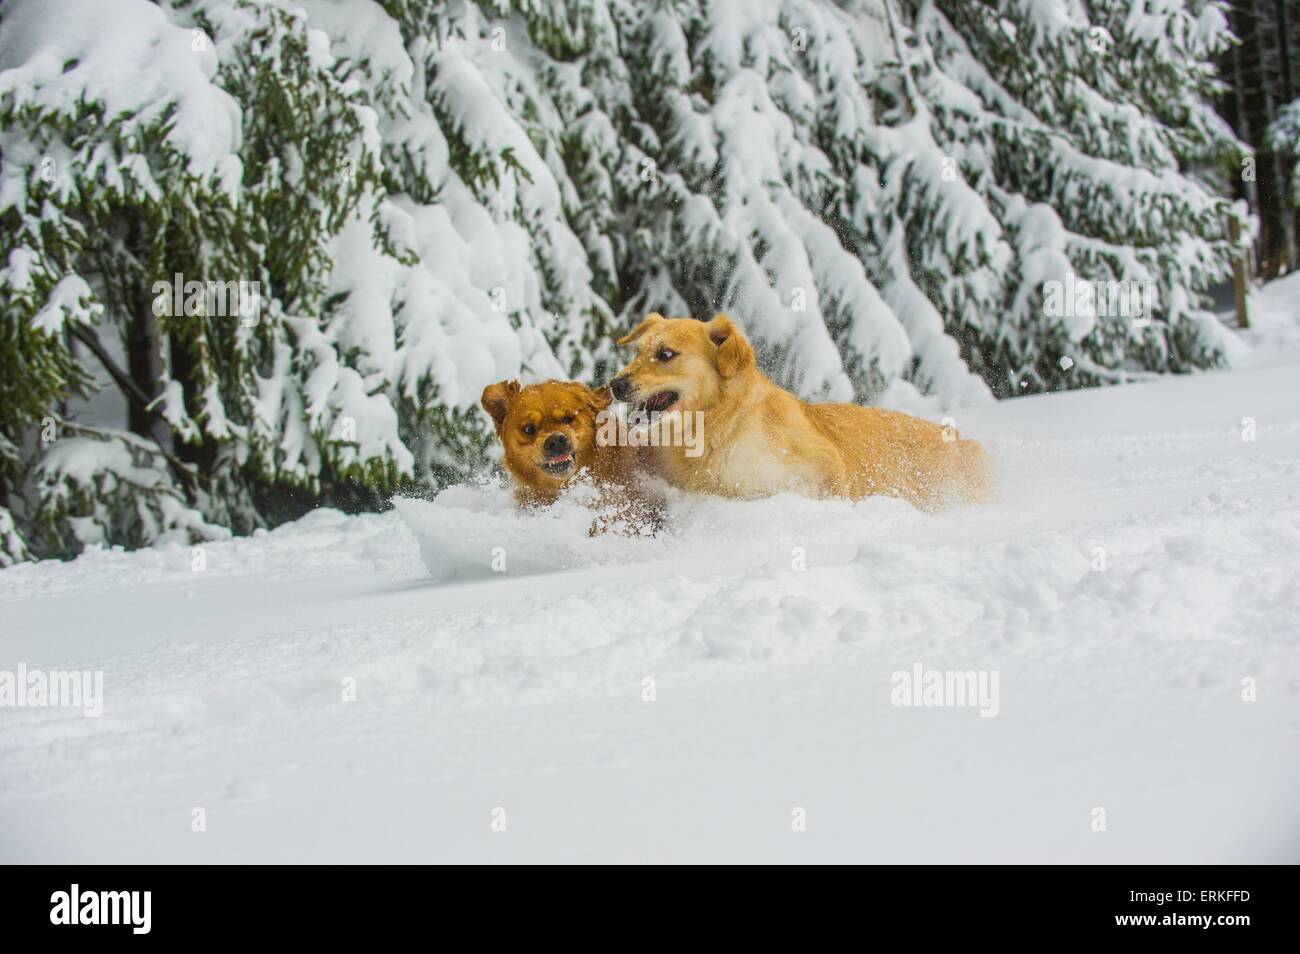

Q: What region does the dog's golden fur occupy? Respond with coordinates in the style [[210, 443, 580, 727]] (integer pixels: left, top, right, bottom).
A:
[[612, 314, 992, 509], [481, 379, 661, 529]]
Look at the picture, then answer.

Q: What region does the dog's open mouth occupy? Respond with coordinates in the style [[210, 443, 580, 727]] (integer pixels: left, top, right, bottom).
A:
[[638, 390, 679, 414], [540, 453, 574, 475]]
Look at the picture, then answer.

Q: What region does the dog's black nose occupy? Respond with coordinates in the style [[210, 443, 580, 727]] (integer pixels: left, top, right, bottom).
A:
[[543, 432, 571, 457], [610, 377, 634, 402]]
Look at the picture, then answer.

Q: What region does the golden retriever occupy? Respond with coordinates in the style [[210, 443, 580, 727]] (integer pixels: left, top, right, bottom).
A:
[[610, 314, 992, 509], [481, 379, 661, 529]]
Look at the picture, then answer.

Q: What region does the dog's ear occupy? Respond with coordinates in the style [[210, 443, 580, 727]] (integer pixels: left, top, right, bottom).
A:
[[481, 379, 520, 429], [707, 314, 755, 378], [617, 313, 665, 347]]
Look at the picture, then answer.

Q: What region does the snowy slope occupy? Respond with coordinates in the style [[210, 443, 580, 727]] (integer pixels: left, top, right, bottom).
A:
[[1233, 269, 1300, 363], [2, 351, 1299, 862]]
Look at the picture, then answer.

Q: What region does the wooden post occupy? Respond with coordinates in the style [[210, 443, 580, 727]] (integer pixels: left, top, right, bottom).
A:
[[1229, 214, 1251, 329]]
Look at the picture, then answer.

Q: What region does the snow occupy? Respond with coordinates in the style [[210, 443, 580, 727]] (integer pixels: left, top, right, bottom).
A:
[[28, 274, 100, 335], [32, 432, 232, 551], [3, 351, 1299, 862], [0, 0, 243, 198], [0, 0, 1290, 861], [1231, 270, 1300, 365]]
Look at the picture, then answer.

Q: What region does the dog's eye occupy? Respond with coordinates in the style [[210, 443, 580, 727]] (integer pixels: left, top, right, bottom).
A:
[[522, 423, 536, 436], [656, 348, 676, 362], [563, 415, 575, 425]]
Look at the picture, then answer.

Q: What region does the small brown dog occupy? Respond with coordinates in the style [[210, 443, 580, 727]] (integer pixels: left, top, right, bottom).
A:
[[610, 314, 992, 509], [481, 378, 660, 529]]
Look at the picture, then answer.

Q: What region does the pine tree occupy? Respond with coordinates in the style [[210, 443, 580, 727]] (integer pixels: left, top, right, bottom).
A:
[[1, 0, 401, 554], [908, 0, 1242, 394], [1, 0, 245, 558]]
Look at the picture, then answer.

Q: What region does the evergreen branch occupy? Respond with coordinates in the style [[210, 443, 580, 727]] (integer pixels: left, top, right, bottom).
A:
[[68, 324, 155, 414]]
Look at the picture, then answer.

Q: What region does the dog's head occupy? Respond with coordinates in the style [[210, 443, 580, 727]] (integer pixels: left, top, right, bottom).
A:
[[609, 313, 755, 413], [481, 379, 612, 499]]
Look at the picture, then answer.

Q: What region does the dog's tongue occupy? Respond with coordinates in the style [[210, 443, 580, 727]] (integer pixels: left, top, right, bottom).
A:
[[647, 392, 673, 412]]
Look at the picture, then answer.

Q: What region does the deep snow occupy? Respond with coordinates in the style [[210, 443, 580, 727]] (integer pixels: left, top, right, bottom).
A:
[[3, 310, 1300, 862]]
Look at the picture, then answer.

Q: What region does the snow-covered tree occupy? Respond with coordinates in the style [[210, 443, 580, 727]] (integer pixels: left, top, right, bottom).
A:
[[1, 0, 247, 560], [1269, 99, 1300, 201], [902, 0, 1243, 393], [0, 0, 1247, 563]]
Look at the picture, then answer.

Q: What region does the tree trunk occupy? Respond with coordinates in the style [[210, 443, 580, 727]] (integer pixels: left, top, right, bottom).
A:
[[126, 299, 171, 450], [1229, 215, 1252, 328]]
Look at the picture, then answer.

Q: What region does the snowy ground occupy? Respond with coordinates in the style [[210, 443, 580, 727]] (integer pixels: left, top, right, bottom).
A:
[[3, 322, 1300, 862]]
